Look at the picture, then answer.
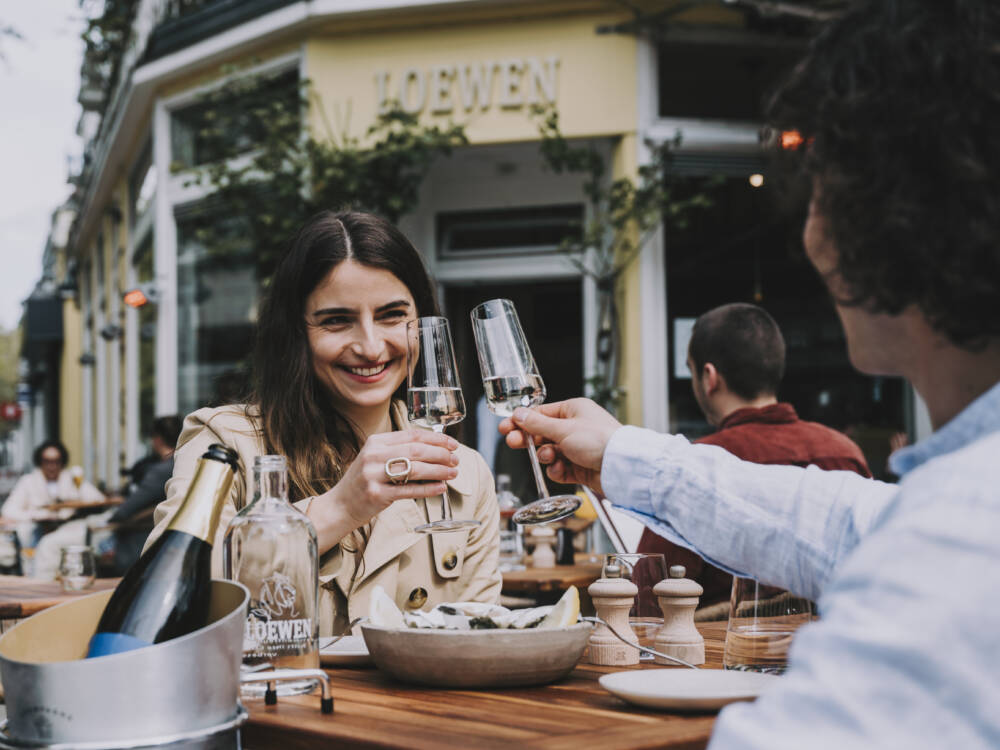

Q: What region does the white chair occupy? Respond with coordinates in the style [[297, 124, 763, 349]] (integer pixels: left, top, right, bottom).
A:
[[578, 486, 644, 554]]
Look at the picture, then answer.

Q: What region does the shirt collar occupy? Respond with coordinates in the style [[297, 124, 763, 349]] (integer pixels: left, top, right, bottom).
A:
[[889, 379, 1000, 476], [718, 402, 797, 430]]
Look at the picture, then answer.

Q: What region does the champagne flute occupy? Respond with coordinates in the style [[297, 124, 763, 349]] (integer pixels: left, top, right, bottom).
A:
[[470, 299, 582, 525], [406, 317, 480, 534]]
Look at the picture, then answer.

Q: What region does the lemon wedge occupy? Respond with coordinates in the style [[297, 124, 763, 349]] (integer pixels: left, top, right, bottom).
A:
[[369, 585, 406, 629], [538, 585, 580, 629]]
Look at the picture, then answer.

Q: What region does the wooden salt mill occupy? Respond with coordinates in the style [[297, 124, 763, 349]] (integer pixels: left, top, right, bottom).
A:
[[587, 562, 640, 666], [529, 527, 556, 568], [652, 565, 705, 666]]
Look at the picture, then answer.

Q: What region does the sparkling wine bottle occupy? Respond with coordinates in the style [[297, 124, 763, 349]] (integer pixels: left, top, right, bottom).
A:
[[86, 443, 239, 658], [223, 455, 319, 696]]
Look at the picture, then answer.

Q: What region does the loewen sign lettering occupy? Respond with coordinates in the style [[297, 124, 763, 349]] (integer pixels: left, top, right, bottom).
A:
[[375, 56, 560, 115]]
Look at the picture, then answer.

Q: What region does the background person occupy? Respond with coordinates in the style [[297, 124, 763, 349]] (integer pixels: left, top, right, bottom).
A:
[[1, 440, 104, 549], [148, 210, 501, 636], [638, 303, 870, 609], [99, 415, 182, 575], [501, 1, 1000, 745]]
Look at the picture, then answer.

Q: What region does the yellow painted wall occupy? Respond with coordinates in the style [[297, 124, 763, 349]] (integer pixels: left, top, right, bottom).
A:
[[305, 10, 637, 146], [59, 299, 83, 466], [610, 133, 643, 427]]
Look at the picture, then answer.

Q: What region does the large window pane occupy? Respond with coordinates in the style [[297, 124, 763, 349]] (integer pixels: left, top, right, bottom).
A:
[[176, 212, 256, 415], [436, 205, 584, 258], [170, 69, 299, 169], [658, 39, 801, 120], [665, 174, 905, 479]]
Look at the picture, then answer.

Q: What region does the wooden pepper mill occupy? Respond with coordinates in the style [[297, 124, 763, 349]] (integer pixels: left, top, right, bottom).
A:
[[652, 565, 705, 666], [587, 562, 640, 666], [529, 527, 556, 568]]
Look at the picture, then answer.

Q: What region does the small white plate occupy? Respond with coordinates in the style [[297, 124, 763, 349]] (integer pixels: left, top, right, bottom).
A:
[[599, 669, 778, 712], [319, 635, 371, 667]]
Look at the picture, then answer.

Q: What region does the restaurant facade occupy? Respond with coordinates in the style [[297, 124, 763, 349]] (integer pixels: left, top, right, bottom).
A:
[[34, 0, 925, 490]]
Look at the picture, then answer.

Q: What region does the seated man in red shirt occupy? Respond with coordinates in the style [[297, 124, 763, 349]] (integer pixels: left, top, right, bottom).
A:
[[638, 303, 871, 608]]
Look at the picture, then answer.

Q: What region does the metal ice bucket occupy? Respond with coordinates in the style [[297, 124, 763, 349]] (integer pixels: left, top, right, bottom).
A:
[[0, 580, 249, 748]]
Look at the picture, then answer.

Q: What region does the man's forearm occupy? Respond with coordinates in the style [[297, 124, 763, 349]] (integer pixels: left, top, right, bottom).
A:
[[602, 426, 896, 600]]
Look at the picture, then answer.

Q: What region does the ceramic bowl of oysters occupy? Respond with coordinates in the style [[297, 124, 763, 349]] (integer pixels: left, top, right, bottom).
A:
[[360, 586, 591, 688]]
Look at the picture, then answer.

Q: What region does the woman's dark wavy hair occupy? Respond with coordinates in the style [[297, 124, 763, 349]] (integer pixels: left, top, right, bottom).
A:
[[767, 0, 1000, 349], [252, 210, 439, 502]]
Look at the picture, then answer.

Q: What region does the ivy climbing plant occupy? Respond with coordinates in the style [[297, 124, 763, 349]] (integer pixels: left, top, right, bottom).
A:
[[532, 105, 721, 413]]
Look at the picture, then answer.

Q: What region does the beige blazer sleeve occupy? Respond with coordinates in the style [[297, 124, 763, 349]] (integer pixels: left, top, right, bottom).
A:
[[147, 405, 260, 576]]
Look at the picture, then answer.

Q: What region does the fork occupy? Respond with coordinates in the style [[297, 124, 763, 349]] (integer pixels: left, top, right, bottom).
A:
[[318, 616, 366, 650], [580, 616, 700, 669]]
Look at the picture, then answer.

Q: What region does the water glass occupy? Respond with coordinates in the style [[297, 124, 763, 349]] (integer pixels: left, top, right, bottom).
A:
[[723, 577, 813, 675], [58, 545, 96, 592], [406, 316, 478, 533], [605, 552, 668, 659], [497, 530, 525, 572], [0, 529, 22, 575]]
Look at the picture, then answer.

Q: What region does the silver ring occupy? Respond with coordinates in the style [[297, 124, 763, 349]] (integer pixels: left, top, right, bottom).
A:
[[384, 457, 412, 485]]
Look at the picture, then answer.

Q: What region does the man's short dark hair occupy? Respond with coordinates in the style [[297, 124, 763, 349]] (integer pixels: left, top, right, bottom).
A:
[[688, 303, 785, 401], [151, 415, 183, 450], [767, 0, 1000, 350], [33, 440, 69, 468]]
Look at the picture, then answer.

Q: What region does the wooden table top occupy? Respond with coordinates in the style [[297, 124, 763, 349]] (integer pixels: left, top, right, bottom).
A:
[[243, 622, 729, 750], [0, 576, 119, 619], [40, 498, 122, 512], [501, 556, 605, 595]]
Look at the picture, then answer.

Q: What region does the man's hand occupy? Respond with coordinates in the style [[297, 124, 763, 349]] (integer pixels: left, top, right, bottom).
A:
[[499, 398, 622, 496]]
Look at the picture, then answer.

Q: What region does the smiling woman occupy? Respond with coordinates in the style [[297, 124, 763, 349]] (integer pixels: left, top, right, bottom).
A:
[[147, 211, 501, 637], [305, 264, 415, 417]]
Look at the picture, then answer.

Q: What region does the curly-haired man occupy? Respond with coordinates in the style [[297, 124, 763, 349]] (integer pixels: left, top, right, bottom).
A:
[[501, 1, 1000, 746]]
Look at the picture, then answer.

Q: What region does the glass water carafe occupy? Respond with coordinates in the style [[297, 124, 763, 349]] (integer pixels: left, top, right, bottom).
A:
[[224, 455, 319, 696]]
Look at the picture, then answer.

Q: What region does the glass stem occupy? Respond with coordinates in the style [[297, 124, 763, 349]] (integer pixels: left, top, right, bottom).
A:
[[525, 439, 550, 499], [434, 426, 453, 521]]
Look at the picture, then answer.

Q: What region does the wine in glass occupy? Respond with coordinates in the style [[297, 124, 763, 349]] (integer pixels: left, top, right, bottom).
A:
[[406, 316, 480, 534], [470, 299, 582, 525]]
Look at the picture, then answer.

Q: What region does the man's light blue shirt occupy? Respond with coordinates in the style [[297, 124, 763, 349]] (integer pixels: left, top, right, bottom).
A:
[[603, 381, 1000, 749]]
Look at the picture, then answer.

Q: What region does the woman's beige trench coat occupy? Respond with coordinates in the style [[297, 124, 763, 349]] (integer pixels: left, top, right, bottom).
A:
[[147, 401, 501, 636]]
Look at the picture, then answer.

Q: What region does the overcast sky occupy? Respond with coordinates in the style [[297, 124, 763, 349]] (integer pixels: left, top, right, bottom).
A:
[[0, 1, 83, 331]]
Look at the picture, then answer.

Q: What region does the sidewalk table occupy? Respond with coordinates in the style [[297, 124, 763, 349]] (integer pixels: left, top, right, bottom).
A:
[[243, 622, 729, 750], [0, 575, 119, 632], [39, 500, 123, 513], [501, 555, 604, 608], [501, 560, 604, 596]]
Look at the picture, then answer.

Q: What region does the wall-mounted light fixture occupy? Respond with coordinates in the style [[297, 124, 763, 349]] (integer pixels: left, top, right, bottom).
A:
[[99, 324, 123, 341], [123, 282, 160, 308], [79, 352, 96, 366]]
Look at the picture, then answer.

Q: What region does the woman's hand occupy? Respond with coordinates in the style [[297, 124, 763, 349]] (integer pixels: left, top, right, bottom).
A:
[[308, 429, 460, 553]]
